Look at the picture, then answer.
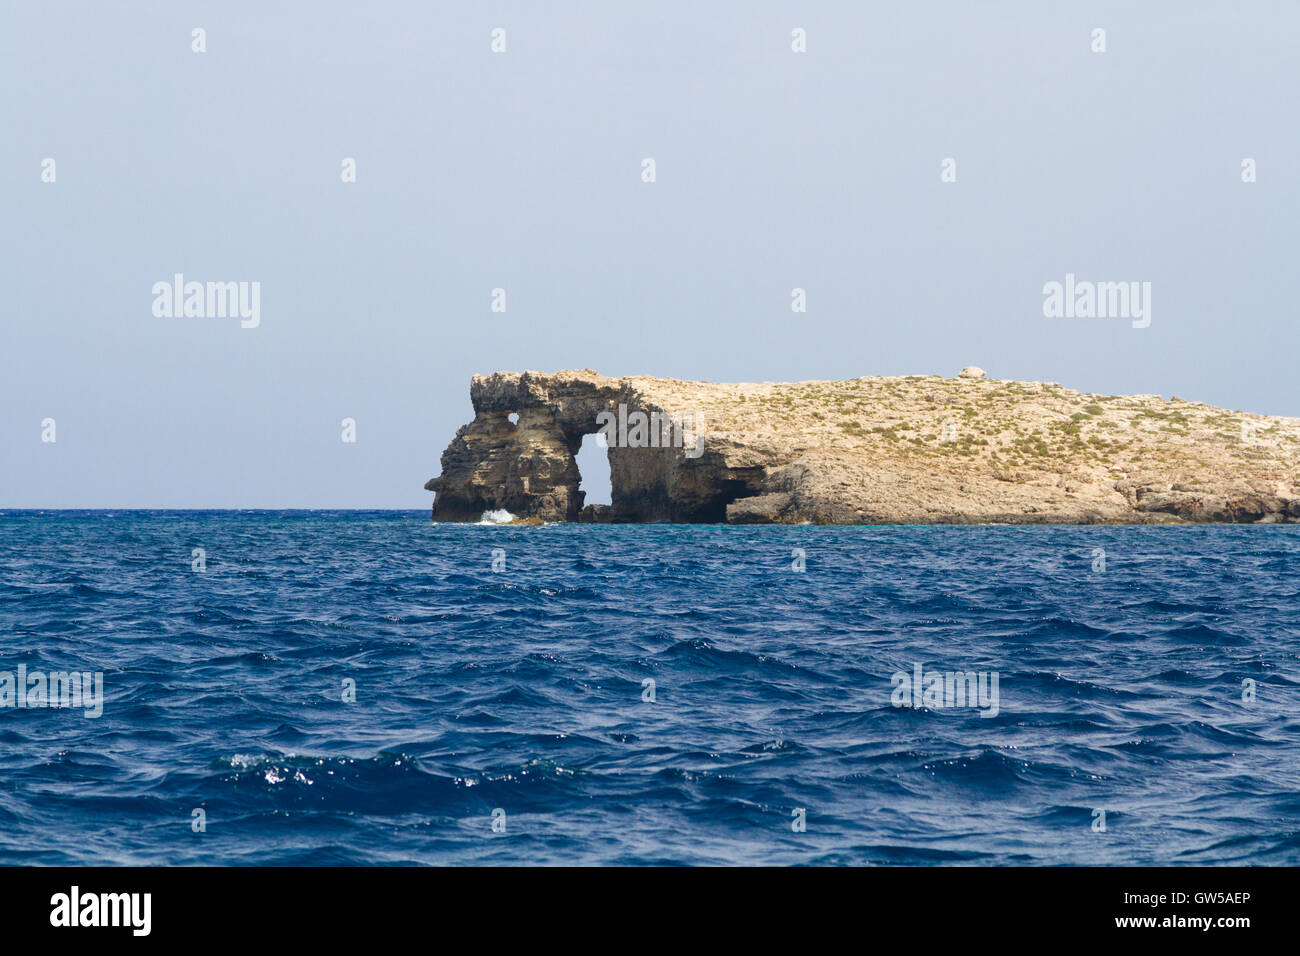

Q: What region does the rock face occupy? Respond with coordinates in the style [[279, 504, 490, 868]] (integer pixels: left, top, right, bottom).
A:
[[427, 369, 1300, 524], [959, 366, 986, 380]]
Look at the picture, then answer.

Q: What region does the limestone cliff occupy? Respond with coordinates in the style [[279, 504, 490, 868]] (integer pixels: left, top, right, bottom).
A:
[[426, 369, 1300, 524]]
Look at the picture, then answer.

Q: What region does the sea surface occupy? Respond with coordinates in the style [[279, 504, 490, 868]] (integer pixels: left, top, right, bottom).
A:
[[0, 511, 1297, 866]]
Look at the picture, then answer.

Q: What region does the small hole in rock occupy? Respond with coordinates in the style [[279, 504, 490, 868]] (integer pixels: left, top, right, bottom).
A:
[[507, 412, 519, 426]]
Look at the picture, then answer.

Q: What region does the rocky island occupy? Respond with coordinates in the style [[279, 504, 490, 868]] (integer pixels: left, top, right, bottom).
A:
[[426, 369, 1300, 524]]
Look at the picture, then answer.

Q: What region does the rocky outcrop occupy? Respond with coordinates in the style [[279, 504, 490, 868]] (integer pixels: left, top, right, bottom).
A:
[[427, 369, 1300, 524]]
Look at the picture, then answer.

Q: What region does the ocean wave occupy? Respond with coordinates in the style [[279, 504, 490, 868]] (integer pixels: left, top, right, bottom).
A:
[[1, 514, 1298, 864]]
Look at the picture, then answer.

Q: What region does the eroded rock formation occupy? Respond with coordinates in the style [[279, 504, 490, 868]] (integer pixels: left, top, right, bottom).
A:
[[427, 369, 1300, 524]]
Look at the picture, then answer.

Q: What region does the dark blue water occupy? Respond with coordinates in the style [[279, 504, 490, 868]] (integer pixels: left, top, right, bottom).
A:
[[0, 511, 1297, 865]]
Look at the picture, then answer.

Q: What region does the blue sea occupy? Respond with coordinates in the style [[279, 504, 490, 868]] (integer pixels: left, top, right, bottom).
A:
[[0, 511, 1297, 866]]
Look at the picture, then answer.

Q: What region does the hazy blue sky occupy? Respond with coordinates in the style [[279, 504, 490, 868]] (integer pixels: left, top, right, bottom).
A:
[[3, 2, 1297, 507]]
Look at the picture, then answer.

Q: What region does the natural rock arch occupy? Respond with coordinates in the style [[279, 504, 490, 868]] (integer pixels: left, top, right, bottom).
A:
[[425, 370, 764, 523]]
